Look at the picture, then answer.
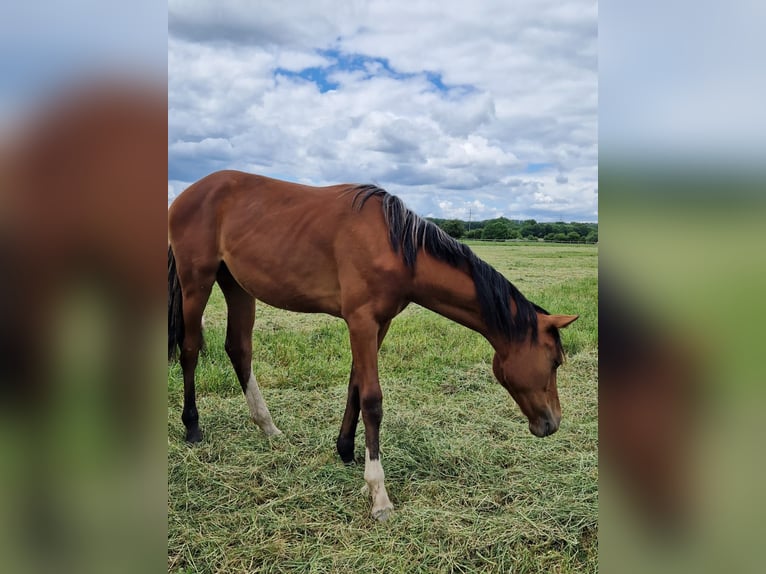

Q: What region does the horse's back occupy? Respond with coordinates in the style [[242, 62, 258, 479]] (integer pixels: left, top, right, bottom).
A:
[[168, 171, 402, 315], [169, 171, 347, 254], [170, 170, 349, 224]]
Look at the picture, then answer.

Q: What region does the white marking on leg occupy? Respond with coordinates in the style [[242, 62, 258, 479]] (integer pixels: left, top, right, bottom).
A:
[[245, 372, 281, 436], [365, 448, 394, 521]]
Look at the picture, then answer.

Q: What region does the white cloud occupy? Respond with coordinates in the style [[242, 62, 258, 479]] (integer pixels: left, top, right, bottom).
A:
[[168, 0, 597, 221], [167, 0, 360, 49], [276, 51, 333, 72]]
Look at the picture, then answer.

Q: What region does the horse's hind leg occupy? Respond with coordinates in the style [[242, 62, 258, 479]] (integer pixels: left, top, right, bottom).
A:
[[217, 264, 281, 436], [336, 362, 361, 464], [178, 269, 216, 443]]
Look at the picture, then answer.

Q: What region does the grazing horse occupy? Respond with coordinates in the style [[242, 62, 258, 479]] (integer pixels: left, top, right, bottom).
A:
[[168, 171, 577, 521]]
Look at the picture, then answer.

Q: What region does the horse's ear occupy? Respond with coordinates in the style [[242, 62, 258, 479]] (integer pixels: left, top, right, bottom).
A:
[[548, 314, 579, 329]]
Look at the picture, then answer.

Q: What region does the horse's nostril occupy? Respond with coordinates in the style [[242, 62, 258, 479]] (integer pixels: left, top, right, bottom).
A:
[[544, 420, 552, 435]]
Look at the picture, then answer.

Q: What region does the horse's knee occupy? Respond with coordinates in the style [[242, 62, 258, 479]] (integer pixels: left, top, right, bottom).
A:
[[180, 337, 203, 362]]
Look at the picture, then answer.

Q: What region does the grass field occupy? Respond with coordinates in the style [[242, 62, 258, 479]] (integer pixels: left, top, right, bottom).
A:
[[168, 242, 598, 573]]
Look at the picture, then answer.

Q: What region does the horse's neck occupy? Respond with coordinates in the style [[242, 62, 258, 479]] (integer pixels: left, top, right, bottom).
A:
[[411, 254, 500, 348]]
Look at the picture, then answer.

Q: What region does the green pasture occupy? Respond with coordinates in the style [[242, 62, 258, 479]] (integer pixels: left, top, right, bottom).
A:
[[168, 242, 597, 573]]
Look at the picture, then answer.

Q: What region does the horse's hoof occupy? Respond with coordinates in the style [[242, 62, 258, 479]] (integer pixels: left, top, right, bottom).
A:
[[339, 451, 355, 465], [336, 437, 355, 464], [372, 505, 394, 522], [264, 426, 282, 437], [185, 428, 202, 444]]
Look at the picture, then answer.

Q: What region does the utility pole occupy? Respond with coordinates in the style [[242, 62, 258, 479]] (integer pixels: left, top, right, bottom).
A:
[[468, 208, 472, 232]]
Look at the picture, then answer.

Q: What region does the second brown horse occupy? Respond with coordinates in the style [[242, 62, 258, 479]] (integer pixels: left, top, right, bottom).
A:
[[168, 170, 577, 521]]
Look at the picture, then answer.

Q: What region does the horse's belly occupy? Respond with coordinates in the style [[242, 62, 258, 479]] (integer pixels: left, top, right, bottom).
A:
[[231, 264, 342, 316], [255, 289, 342, 316], [220, 228, 344, 316]]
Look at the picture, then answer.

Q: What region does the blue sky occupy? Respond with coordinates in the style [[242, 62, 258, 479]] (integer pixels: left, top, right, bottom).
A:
[[273, 50, 469, 97], [168, 0, 598, 222]]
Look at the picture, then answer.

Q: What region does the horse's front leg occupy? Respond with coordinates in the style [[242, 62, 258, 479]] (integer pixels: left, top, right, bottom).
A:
[[346, 314, 394, 521], [337, 319, 390, 464]]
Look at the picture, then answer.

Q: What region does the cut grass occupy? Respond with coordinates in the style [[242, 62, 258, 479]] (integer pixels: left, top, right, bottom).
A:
[[168, 243, 597, 573]]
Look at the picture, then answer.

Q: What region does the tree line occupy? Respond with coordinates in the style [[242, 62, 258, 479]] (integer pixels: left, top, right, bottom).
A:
[[428, 217, 598, 243]]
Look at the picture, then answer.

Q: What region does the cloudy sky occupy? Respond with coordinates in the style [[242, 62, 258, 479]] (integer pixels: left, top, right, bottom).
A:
[[168, 0, 597, 222]]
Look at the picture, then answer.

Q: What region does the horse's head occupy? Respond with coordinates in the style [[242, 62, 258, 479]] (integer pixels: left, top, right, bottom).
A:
[[492, 313, 578, 437]]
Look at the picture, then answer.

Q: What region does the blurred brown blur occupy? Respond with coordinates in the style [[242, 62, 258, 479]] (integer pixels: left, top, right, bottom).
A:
[[1, 79, 166, 397], [0, 78, 166, 573], [599, 278, 700, 532], [600, 0, 766, 571]]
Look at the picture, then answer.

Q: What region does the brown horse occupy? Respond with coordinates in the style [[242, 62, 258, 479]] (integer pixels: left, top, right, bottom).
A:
[[168, 170, 577, 521]]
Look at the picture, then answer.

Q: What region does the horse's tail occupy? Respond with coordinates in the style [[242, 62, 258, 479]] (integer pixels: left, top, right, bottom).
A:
[[168, 244, 184, 360]]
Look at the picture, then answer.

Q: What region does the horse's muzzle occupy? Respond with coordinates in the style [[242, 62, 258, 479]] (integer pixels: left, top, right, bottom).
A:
[[529, 412, 561, 437]]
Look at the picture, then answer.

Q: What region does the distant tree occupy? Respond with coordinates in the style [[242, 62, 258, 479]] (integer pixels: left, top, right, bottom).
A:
[[521, 222, 541, 238], [572, 222, 590, 238], [482, 220, 511, 240], [440, 219, 465, 238], [465, 228, 483, 239], [428, 215, 595, 243], [545, 232, 568, 242], [506, 221, 522, 236]]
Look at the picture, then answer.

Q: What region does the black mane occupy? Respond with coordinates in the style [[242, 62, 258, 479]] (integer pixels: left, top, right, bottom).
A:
[[351, 184, 547, 342]]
